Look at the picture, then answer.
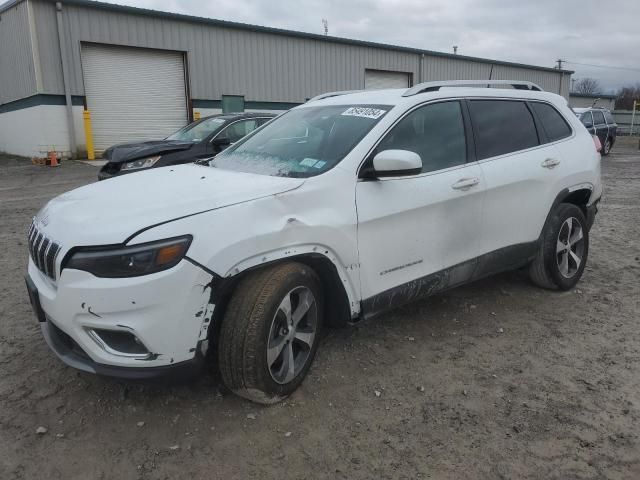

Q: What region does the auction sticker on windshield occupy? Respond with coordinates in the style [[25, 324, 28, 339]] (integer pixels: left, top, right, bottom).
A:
[[341, 107, 387, 119]]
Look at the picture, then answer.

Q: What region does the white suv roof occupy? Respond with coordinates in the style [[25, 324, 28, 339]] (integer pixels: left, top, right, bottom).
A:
[[306, 80, 567, 110]]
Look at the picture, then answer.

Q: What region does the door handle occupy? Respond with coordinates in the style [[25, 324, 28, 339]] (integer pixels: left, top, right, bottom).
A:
[[451, 177, 480, 191], [541, 158, 561, 169]]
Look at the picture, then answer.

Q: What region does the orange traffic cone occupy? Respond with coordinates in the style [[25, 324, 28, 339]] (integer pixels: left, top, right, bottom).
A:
[[48, 151, 59, 167]]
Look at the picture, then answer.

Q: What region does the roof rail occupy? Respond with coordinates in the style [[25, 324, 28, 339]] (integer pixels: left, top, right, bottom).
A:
[[402, 80, 544, 97], [307, 90, 364, 102]]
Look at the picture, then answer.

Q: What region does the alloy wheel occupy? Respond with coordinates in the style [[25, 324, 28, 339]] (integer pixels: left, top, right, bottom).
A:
[[556, 217, 585, 278], [267, 286, 318, 384]]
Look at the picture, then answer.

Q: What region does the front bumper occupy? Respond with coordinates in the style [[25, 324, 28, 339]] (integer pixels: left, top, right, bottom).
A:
[[27, 257, 215, 376], [41, 319, 204, 380]]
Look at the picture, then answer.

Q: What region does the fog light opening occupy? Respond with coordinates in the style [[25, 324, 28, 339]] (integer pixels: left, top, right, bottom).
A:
[[87, 328, 150, 357]]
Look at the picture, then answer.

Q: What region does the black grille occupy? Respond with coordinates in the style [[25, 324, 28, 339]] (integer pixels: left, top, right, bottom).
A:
[[27, 222, 61, 280]]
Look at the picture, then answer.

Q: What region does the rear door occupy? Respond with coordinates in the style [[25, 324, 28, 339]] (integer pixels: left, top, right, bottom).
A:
[[604, 110, 617, 138], [468, 99, 570, 272], [356, 100, 485, 312], [591, 110, 608, 146]]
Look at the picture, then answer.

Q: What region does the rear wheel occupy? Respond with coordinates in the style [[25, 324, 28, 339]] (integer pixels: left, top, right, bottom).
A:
[[218, 262, 323, 404], [529, 203, 589, 290], [602, 137, 612, 156]]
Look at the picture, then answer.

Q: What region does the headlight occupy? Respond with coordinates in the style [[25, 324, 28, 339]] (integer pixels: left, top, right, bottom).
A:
[[65, 236, 192, 278], [121, 155, 161, 171]]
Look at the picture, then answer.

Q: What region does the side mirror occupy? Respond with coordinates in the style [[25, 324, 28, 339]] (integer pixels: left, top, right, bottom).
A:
[[583, 121, 593, 129], [371, 150, 422, 177]]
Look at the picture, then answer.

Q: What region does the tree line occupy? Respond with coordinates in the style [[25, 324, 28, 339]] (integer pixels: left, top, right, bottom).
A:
[[572, 77, 640, 110]]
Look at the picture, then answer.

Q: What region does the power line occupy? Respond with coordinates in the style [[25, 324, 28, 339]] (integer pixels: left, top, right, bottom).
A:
[[563, 60, 640, 73]]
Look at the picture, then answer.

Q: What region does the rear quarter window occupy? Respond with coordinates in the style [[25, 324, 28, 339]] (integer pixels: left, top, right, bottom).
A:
[[469, 100, 539, 160], [530, 102, 572, 142], [604, 111, 615, 125]]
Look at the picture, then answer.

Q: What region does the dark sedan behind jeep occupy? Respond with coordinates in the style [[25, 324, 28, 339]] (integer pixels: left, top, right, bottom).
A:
[[573, 107, 617, 156], [98, 112, 276, 180]]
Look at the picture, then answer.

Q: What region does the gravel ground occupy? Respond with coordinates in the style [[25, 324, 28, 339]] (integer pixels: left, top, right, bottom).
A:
[[1, 140, 639, 479]]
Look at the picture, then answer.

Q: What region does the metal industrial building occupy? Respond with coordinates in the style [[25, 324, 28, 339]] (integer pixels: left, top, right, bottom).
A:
[[0, 0, 573, 158]]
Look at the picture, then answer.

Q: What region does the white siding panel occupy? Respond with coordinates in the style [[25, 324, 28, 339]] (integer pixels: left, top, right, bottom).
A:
[[0, 1, 37, 103], [81, 43, 187, 153], [27, 0, 572, 102], [365, 70, 411, 90]]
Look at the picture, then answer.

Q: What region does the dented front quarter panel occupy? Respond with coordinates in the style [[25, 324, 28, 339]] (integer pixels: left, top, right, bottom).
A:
[[130, 166, 362, 316]]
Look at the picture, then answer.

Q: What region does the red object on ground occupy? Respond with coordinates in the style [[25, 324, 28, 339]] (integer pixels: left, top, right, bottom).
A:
[[48, 151, 59, 167]]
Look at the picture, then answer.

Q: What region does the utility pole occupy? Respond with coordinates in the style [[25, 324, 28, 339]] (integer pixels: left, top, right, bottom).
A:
[[322, 19, 328, 36], [453, 45, 458, 55], [556, 59, 564, 70]]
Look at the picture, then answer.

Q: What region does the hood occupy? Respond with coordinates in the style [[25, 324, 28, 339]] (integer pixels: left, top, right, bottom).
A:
[[35, 164, 304, 246], [103, 140, 195, 163]]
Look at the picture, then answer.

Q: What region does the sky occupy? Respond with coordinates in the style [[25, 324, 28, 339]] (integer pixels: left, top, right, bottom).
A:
[[105, 0, 640, 93]]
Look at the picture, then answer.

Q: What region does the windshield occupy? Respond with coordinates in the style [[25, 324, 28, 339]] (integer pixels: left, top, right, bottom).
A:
[[209, 105, 390, 177], [166, 117, 226, 142]]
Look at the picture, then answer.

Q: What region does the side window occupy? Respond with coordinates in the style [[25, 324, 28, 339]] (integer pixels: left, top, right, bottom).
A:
[[469, 100, 539, 159], [604, 111, 615, 125], [592, 110, 605, 125], [580, 112, 593, 127], [217, 120, 258, 143], [530, 102, 572, 142], [375, 101, 467, 173]]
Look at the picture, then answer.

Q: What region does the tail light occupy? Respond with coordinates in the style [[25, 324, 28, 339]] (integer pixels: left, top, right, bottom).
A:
[[592, 135, 602, 153]]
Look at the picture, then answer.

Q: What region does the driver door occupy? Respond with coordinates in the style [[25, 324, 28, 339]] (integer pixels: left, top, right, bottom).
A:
[[355, 100, 485, 314]]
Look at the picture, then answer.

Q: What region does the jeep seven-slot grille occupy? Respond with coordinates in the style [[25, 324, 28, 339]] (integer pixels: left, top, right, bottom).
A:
[[28, 223, 61, 280]]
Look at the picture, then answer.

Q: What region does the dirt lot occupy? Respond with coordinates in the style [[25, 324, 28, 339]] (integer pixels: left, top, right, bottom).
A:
[[1, 140, 639, 480]]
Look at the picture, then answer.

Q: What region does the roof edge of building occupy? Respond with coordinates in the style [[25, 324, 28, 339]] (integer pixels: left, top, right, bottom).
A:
[[2, 0, 575, 76], [569, 92, 618, 99]]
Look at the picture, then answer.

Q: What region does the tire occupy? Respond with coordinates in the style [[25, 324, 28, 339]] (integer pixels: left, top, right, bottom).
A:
[[218, 262, 323, 404], [529, 203, 589, 291], [602, 137, 612, 156]]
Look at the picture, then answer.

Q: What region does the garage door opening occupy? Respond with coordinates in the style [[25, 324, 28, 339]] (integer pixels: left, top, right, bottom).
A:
[[364, 69, 412, 90], [81, 43, 188, 155]]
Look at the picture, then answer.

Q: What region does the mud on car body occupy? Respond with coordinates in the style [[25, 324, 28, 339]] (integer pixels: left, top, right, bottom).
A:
[[26, 80, 602, 403]]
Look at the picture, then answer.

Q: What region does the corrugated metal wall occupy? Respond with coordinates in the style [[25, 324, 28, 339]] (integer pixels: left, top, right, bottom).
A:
[[27, 0, 570, 103], [0, 1, 38, 104]]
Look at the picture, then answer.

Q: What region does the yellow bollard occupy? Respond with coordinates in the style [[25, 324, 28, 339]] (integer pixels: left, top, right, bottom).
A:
[[194, 110, 201, 121], [83, 110, 95, 160]]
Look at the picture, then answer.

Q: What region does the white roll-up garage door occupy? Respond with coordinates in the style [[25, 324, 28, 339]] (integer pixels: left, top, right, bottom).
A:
[[364, 69, 411, 90], [81, 44, 188, 154]]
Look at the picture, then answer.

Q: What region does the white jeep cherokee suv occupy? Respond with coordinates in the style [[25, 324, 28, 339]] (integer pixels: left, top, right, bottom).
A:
[[26, 80, 601, 403]]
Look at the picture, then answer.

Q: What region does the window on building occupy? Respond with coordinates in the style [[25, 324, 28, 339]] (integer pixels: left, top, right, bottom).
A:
[[374, 101, 467, 173], [530, 102, 572, 143], [469, 100, 539, 159], [222, 95, 245, 114]]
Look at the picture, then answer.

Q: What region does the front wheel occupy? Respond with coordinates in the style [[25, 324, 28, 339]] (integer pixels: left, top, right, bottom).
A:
[[529, 203, 589, 290], [218, 262, 323, 404]]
